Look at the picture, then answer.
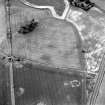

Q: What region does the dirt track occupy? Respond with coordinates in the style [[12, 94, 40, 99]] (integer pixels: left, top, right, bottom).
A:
[[25, 0, 65, 16]]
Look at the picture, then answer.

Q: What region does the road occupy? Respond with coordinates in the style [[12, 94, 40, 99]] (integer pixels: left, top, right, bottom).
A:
[[88, 53, 105, 105]]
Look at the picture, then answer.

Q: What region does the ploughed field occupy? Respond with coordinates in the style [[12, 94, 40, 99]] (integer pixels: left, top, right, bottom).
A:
[[11, 6, 83, 70], [13, 63, 85, 105]]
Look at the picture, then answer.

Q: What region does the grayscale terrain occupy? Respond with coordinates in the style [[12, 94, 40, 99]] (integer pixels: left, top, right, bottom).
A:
[[0, 0, 105, 105]]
